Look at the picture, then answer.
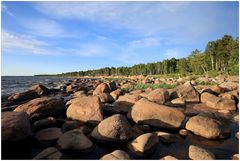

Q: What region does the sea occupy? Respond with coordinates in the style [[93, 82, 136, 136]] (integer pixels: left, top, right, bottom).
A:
[[1, 76, 74, 96]]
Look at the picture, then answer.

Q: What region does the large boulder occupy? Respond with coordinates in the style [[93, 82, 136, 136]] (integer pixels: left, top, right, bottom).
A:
[[219, 82, 238, 91], [98, 93, 114, 103], [93, 83, 111, 95], [66, 96, 103, 125], [91, 114, 133, 142], [176, 81, 200, 102], [185, 115, 230, 139], [130, 98, 185, 129], [201, 92, 236, 111], [147, 88, 170, 104], [100, 150, 130, 160], [110, 89, 122, 100], [128, 133, 159, 157], [14, 97, 65, 118], [8, 90, 39, 102], [188, 145, 215, 160], [57, 129, 93, 152], [113, 93, 142, 113], [2, 112, 32, 141]]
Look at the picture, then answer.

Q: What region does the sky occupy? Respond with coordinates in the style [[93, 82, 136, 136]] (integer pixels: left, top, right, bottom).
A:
[[1, 1, 239, 76]]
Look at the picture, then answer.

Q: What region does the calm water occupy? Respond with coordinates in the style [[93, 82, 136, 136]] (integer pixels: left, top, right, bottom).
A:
[[1, 76, 74, 96]]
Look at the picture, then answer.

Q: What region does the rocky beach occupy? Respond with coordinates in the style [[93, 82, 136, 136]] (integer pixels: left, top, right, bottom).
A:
[[1, 75, 239, 160]]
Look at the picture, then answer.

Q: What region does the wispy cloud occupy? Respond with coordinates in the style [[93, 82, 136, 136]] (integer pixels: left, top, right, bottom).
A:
[[2, 30, 111, 57], [164, 48, 183, 59], [2, 4, 14, 16]]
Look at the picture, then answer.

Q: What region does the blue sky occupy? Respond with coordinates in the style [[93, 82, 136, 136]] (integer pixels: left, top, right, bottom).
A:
[[1, 1, 239, 76]]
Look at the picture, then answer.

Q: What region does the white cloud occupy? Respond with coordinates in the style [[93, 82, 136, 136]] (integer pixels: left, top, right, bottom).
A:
[[2, 30, 110, 57], [2, 4, 14, 17], [128, 37, 160, 48]]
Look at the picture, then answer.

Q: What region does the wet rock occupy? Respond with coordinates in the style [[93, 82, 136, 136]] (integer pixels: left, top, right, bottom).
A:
[[29, 84, 50, 95], [35, 128, 62, 147], [113, 93, 142, 113], [100, 150, 130, 160], [147, 88, 170, 105], [66, 96, 103, 125], [14, 97, 65, 118], [91, 114, 133, 142], [8, 90, 39, 102], [188, 145, 215, 160], [57, 129, 93, 152], [156, 131, 177, 143], [33, 147, 63, 159], [93, 83, 111, 95], [128, 133, 159, 157], [186, 115, 230, 139], [33, 117, 57, 131], [130, 98, 185, 129], [176, 81, 200, 102], [98, 93, 114, 103], [201, 92, 236, 111], [160, 155, 178, 160], [2, 111, 32, 141]]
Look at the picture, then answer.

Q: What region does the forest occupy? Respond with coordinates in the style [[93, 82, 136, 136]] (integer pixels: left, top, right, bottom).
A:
[[36, 35, 239, 77]]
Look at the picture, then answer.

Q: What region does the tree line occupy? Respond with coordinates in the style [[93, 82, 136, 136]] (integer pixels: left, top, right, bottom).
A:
[[36, 35, 239, 77]]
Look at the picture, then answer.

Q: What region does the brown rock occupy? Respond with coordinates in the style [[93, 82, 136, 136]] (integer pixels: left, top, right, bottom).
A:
[[161, 155, 178, 160], [232, 154, 239, 160], [110, 89, 122, 100], [8, 90, 39, 102], [156, 131, 177, 143], [186, 115, 230, 139], [128, 133, 159, 157], [33, 117, 57, 130], [57, 129, 93, 151], [29, 84, 50, 95], [66, 96, 103, 125], [219, 82, 238, 91], [176, 81, 200, 102], [33, 147, 63, 159], [2, 112, 32, 141], [179, 129, 189, 136], [98, 93, 114, 103], [188, 145, 215, 160], [130, 98, 185, 129], [147, 88, 170, 104], [100, 150, 130, 160], [91, 114, 133, 142], [35, 128, 62, 147], [201, 92, 236, 111], [107, 81, 117, 91], [93, 83, 111, 95], [14, 97, 65, 117]]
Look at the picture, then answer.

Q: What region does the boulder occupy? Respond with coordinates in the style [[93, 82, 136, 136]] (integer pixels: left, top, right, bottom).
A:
[[185, 115, 230, 139], [201, 92, 236, 111], [147, 88, 170, 105], [219, 82, 238, 91], [188, 145, 215, 160], [93, 83, 111, 95], [8, 90, 39, 102], [35, 128, 62, 147], [33, 147, 63, 159], [130, 98, 185, 129], [61, 120, 83, 132], [98, 93, 114, 103], [57, 129, 93, 152], [100, 150, 130, 160], [66, 96, 103, 125], [113, 93, 142, 113], [176, 81, 200, 102], [128, 133, 159, 157], [14, 97, 65, 117], [29, 84, 50, 95], [110, 89, 122, 100], [2, 112, 32, 141], [91, 114, 133, 142], [33, 117, 57, 130]]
